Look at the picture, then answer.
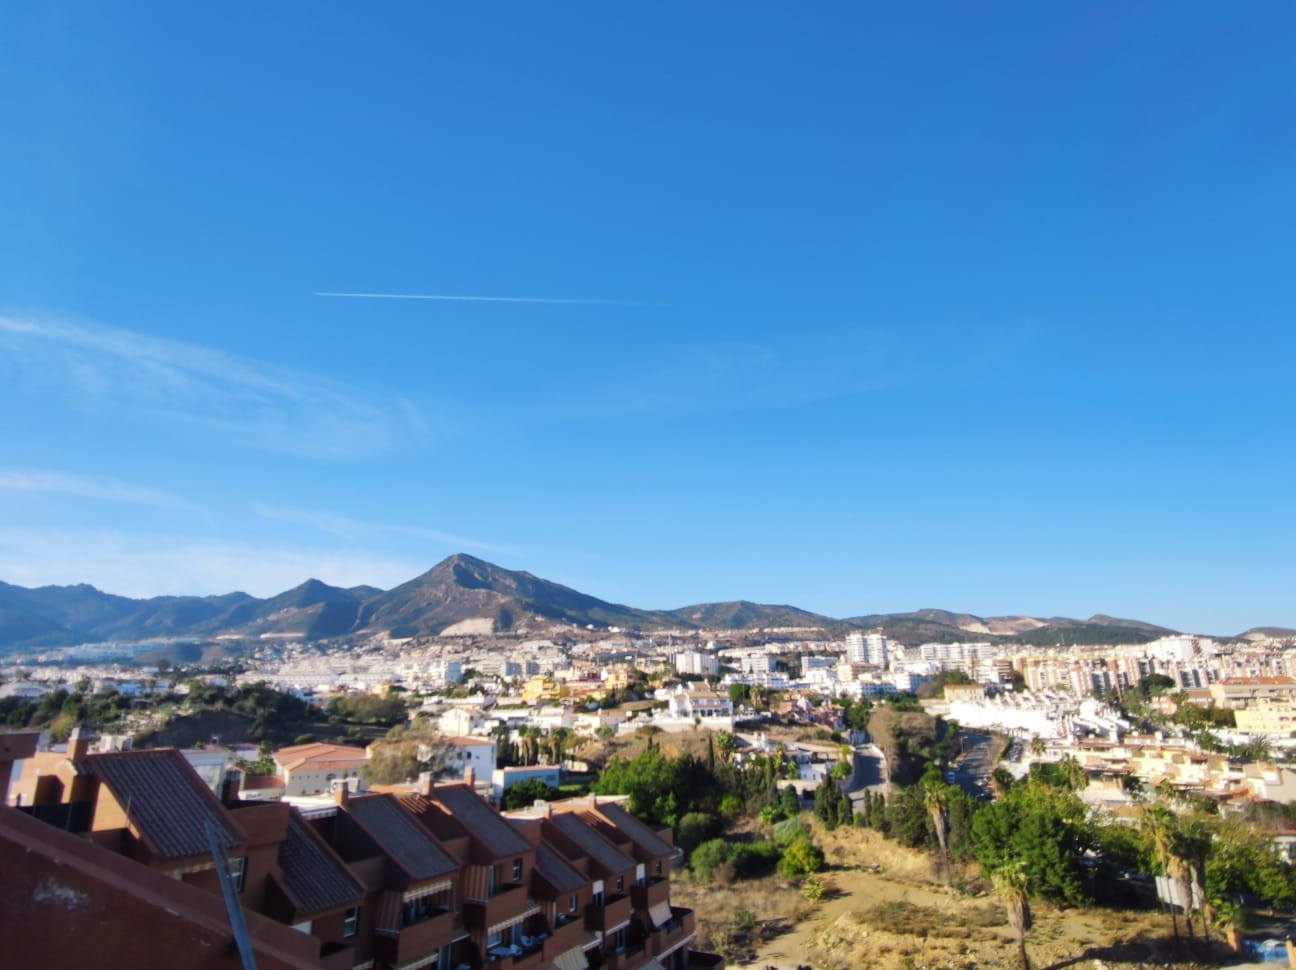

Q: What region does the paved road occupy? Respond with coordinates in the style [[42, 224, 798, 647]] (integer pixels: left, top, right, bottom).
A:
[[845, 743, 888, 814], [949, 731, 996, 798]]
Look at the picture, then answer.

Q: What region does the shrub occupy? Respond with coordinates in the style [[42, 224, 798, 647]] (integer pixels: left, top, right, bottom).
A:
[[778, 836, 825, 881], [676, 812, 718, 854], [732, 841, 783, 879], [802, 874, 826, 901], [771, 817, 806, 847], [691, 839, 734, 881]]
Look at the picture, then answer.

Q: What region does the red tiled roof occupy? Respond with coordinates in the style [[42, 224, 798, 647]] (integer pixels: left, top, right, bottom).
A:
[[275, 742, 368, 771]]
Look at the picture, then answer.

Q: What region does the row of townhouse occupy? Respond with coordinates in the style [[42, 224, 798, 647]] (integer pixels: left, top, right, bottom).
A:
[[0, 727, 720, 970]]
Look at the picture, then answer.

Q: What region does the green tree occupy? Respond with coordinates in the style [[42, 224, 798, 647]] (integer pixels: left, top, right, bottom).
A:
[[971, 780, 1089, 906], [501, 778, 561, 810]]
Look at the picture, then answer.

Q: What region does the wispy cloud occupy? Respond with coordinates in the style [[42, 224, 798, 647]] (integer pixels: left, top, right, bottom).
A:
[[316, 291, 644, 306], [0, 314, 428, 459], [0, 468, 204, 513], [0, 527, 425, 598], [253, 502, 516, 557]]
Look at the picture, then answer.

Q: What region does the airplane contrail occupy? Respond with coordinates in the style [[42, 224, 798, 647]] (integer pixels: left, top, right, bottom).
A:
[[315, 291, 642, 306]]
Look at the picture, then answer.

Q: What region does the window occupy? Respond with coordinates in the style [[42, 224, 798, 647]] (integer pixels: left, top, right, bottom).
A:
[[593, 889, 604, 907], [615, 876, 623, 894], [228, 857, 246, 893], [487, 929, 504, 949], [512, 858, 523, 882], [343, 907, 359, 938], [569, 894, 578, 913], [613, 927, 626, 953], [655, 861, 662, 876]]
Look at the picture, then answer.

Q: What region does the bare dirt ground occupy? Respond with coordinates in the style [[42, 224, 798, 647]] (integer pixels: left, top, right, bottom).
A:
[[677, 825, 1245, 970]]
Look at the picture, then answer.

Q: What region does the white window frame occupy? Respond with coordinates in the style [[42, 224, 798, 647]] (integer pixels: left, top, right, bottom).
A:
[[228, 857, 246, 893], [343, 906, 359, 938]]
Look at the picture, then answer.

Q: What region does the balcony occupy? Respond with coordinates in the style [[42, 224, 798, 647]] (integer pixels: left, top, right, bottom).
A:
[[586, 894, 632, 932], [630, 877, 670, 912], [687, 952, 725, 970], [374, 908, 461, 968], [599, 947, 653, 970], [650, 908, 695, 958], [487, 940, 547, 970], [543, 914, 589, 959], [465, 882, 533, 930], [318, 942, 355, 970]]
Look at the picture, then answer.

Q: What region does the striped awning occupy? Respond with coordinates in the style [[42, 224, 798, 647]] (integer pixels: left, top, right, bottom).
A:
[[551, 946, 589, 970], [487, 903, 541, 936], [648, 901, 672, 929], [404, 879, 454, 902]]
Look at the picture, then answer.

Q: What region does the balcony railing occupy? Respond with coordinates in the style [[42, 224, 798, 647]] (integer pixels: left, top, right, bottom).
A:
[[543, 914, 588, 959], [630, 877, 670, 912], [465, 883, 533, 930], [318, 942, 355, 970], [650, 907, 695, 958], [586, 894, 633, 932], [374, 908, 461, 968]]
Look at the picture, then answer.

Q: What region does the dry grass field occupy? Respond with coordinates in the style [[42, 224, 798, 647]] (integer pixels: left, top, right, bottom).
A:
[[675, 822, 1243, 970]]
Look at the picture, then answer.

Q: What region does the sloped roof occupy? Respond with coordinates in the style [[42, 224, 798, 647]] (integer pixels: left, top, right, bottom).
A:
[[87, 749, 241, 860], [278, 812, 364, 916], [432, 785, 531, 858], [534, 842, 588, 893], [275, 742, 368, 771], [587, 802, 672, 858], [548, 813, 634, 876], [344, 794, 458, 882]]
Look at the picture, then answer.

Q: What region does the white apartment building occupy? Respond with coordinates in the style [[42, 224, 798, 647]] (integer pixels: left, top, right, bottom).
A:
[[675, 650, 720, 677], [845, 632, 889, 667]]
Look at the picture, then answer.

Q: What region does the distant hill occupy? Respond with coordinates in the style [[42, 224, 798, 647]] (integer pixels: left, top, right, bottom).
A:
[[664, 600, 832, 630], [0, 553, 1259, 652], [354, 554, 662, 637]]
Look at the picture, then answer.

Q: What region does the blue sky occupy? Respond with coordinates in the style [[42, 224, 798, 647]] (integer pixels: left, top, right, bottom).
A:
[[1, 3, 1293, 634]]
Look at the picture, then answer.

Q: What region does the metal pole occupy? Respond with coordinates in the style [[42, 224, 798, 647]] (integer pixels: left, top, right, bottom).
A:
[[205, 819, 258, 970]]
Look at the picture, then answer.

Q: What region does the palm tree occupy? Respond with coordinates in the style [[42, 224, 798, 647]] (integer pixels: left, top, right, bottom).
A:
[[923, 782, 950, 880], [993, 862, 1032, 970], [1176, 818, 1213, 943], [1141, 805, 1180, 943]]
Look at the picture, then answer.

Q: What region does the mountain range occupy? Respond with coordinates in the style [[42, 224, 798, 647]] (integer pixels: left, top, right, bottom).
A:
[[0, 552, 1267, 652]]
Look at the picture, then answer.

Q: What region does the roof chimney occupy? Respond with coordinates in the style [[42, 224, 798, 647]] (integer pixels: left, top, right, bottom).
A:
[[67, 726, 90, 763], [420, 771, 435, 797], [221, 769, 243, 807], [464, 765, 475, 789], [334, 780, 349, 807]]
